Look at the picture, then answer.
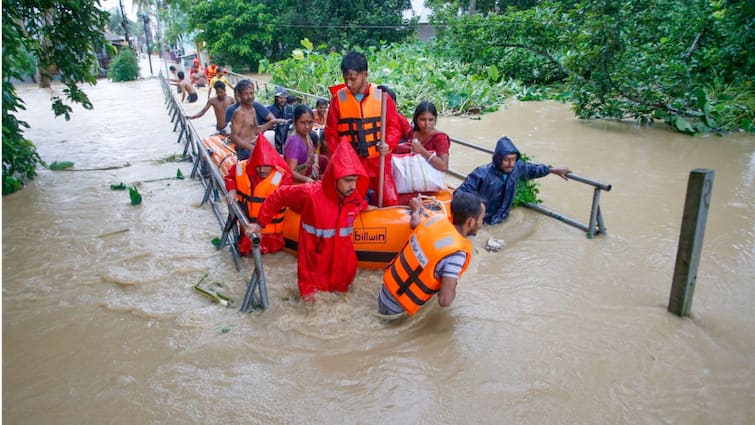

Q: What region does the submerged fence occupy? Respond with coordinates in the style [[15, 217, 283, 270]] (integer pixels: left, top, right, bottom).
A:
[[161, 74, 269, 310]]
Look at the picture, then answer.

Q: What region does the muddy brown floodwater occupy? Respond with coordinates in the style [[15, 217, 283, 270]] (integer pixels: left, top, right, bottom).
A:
[[3, 58, 754, 424]]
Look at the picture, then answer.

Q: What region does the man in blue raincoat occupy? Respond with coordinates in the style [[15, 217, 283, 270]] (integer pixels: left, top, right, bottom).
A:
[[455, 136, 571, 225]]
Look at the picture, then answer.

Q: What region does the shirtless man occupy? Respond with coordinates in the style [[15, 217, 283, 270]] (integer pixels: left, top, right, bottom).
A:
[[229, 79, 285, 160], [170, 71, 198, 103], [186, 81, 235, 135]]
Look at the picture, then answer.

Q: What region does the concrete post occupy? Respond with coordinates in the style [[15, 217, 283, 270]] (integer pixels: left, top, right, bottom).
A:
[[668, 169, 714, 317]]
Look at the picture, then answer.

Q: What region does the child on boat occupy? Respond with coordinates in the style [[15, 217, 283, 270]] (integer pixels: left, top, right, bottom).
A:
[[224, 133, 294, 255], [284, 105, 329, 183]]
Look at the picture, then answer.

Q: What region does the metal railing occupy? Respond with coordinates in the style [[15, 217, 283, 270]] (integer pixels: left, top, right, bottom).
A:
[[160, 73, 269, 311]]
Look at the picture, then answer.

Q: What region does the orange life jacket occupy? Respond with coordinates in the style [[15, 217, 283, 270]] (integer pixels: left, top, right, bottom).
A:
[[383, 213, 472, 316], [335, 85, 384, 158], [234, 160, 286, 234]]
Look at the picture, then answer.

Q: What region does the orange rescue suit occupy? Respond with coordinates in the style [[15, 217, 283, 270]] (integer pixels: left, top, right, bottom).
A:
[[383, 213, 472, 316]]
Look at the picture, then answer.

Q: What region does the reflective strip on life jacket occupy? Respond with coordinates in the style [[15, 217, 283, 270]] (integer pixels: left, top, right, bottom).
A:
[[336, 86, 383, 158]]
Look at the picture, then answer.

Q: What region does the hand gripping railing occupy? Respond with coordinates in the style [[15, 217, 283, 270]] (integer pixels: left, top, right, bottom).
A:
[[446, 136, 612, 238]]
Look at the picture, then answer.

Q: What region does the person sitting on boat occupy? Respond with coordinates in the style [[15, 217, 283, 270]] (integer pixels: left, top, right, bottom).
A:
[[268, 87, 293, 120], [224, 133, 294, 255], [394, 101, 451, 204], [207, 67, 233, 99], [229, 79, 285, 161], [324, 52, 402, 207], [455, 136, 571, 225], [245, 140, 369, 302], [224, 83, 277, 137], [313, 98, 328, 126], [377, 192, 485, 317], [186, 81, 235, 135], [284, 105, 329, 183]]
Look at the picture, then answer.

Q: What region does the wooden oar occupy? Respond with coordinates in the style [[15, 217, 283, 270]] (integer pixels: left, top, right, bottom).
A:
[[378, 90, 388, 208]]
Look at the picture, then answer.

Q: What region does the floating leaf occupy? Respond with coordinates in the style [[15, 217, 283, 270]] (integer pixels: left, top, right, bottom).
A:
[[211, 237, 221, 248], [176, 168, 184, 179], [128, 186, 142, 205], [49, 161, 74, 170], [110, 182, 127, 190]]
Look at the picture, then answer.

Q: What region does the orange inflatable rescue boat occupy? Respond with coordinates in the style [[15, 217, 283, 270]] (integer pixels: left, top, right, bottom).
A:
[[201, 134, 454, 268], [201, 135, 237, 177]]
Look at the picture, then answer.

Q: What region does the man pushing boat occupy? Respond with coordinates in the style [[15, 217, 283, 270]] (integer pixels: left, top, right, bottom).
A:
[[244, 141, 369, 302]]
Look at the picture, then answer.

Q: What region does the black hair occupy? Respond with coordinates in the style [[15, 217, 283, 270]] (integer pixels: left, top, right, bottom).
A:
[[169, 65, 176, 72], [177, 71, 185, 79], [377, 85, 397, 102], [315, 98, 329, 107], [451, 192, 484, 226], [293, 104, 313, 122], [235, 79, 253, 94], [341, 51, 368, 74], [412, 101, 438, 128], [213, 80, 226, 90]]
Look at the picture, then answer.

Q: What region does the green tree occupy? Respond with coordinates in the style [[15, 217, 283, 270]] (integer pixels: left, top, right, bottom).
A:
[[2, 0, 109, 194], [433, 0, 754, 134], [183, 0, 413, 70]]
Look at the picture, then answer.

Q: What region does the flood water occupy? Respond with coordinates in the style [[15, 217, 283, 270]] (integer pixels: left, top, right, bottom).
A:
[[3, 60, 754, 424]]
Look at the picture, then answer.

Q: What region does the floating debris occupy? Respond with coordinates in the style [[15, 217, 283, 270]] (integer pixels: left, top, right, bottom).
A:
[[110, 182, 127, 190], [49, 161, 74, 170], [484, 238, 505, 252], [193, 274, 234, 307], [97, 228, 130, 238], [128, 186, 142, 205], [176, 168, 184, 179]]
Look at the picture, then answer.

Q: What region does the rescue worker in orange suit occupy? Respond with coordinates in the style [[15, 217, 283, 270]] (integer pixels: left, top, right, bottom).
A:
[[377, 192, 485, 317], [245, 141, 369, 302], [324, 51, 401, 206], [224, 133, 293, 255]]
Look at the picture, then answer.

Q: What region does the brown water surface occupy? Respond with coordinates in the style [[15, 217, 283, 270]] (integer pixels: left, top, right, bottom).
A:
[[3, 62, 754, 424]]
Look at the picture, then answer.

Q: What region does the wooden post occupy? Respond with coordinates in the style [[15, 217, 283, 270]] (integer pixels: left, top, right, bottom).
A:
[[668, 169, 714, 317]]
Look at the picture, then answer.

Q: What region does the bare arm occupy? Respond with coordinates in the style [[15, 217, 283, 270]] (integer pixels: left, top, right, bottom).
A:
[[187, 100, 212, 120], [549, 166, 571, 180], [438, 276, 457, 307]]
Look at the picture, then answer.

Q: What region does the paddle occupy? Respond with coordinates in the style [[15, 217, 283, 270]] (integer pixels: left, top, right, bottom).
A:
[[378, 90, 388, 208]]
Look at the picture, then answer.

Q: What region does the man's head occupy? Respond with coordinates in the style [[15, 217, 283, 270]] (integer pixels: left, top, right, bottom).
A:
[[315, 98, 329, 114], [213, 80, 226, 97], [169, 65, 177, 73], [492, 136, 520, 174], [255, 165, 273, 179], [274, 87, 288, 107], [177, 71, 185, 80], [340, 52, 369, 95], [451, 192, 485, 237], [235, 79, 255, 105], [336, 174, 360, 199]]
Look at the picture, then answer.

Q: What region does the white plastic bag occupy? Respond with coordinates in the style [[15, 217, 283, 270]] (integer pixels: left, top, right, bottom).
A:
[[391, 152, 445, 194]]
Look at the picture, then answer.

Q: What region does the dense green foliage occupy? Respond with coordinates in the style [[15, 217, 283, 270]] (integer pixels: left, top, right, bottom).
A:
[[2, 0, 109, 194], [262, 40, 513, 117], [434, 0, 754, 134], [108, 49, 140, 82], [185, 0, 413, 70], [264, 44, 543, 203]]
